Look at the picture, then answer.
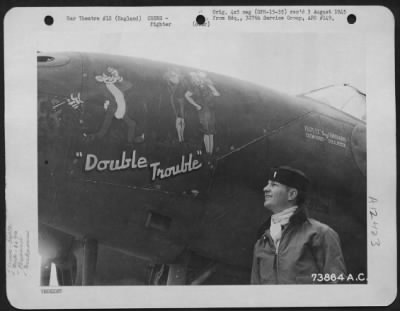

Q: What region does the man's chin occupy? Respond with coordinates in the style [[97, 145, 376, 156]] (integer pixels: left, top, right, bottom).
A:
[[264, 202, 278, 214]]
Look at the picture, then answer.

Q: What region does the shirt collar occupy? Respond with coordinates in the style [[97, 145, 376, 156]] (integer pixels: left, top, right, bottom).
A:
[[256, 206, 309, 239]]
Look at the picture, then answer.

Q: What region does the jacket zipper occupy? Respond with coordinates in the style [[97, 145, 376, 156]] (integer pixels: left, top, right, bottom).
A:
[[275, 225, 290, 284]]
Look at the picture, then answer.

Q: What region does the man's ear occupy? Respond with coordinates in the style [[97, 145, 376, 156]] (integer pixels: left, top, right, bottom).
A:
[[288, 188, 298, 202]]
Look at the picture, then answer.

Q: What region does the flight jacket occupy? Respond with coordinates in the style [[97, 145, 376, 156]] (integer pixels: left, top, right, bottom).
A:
[[251, 207, 347, 284]]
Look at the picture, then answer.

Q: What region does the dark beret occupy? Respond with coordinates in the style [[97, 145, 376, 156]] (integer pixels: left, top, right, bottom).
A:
[[269, 166, 310, 192]]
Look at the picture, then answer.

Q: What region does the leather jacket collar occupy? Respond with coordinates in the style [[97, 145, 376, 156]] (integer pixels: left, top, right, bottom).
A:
[[256, 206, 309, 240]]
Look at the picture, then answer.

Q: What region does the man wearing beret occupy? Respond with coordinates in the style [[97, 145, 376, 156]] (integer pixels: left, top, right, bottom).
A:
[[251, 166, 347, 284]]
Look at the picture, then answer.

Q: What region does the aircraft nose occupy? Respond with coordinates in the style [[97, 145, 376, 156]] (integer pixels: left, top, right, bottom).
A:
[[37, 52, 84, 98]]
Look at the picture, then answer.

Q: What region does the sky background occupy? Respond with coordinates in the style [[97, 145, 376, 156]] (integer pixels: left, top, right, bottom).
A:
[[37, 31, 365, 95]]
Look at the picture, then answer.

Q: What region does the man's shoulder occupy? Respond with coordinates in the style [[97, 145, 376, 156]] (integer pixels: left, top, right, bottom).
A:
[[307, 218, 339, 236]]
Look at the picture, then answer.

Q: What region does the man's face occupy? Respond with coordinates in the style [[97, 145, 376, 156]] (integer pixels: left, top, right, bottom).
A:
[[263, 180, 291, 213]]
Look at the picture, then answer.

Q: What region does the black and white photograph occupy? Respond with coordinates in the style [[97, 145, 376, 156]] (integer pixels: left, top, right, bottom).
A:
[[5, 6, 396, 308]]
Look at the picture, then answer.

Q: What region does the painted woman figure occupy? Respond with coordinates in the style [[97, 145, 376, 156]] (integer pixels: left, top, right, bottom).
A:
[[164, 68, 187, 143], [185, 71, 220, 155]]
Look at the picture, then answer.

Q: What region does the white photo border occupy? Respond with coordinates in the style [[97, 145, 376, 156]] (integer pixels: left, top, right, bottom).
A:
[[4, 6, 396, 308]]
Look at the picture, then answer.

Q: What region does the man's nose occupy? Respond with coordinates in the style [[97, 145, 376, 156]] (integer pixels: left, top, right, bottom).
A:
[[263, 184, 270, 192]]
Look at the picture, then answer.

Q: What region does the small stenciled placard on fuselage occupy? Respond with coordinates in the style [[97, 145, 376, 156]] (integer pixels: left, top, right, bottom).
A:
[[4, 5, 396, 309]]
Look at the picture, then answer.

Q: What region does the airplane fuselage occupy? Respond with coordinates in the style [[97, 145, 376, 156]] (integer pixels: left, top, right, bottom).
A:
[[38, 52, 366, 284]]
